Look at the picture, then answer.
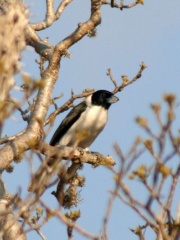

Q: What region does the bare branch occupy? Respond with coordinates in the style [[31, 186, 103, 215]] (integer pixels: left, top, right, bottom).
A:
[[112, 62, 147, 94], [50, 0, 101, 65], [162, 165, 180, 222], [31, 0, 73, 31], [31, 0, 55, 30], [55, 0, 73, 21], [102, 0, 144, 10], [0, 199, 27, 240], [0, 61, 59, 171], [40, 201, 99, 240], [25, 25, 54, 60], [29, 142, 116, 195]]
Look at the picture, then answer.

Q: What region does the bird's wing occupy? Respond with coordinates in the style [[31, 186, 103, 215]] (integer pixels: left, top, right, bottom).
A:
[[50, 101, 87, 146]]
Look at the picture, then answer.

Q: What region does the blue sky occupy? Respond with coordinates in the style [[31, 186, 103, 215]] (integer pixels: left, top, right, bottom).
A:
[[3, 0, 180, 239]]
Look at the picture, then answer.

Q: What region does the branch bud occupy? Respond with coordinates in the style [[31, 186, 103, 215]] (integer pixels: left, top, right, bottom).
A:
[[163, 94, 176, 107], [121, 75, 129, 85], [136, 117, 148, 128], [157, 163, 172, 178], [151, 103, 161, 113], [144, 139, 153, 153]]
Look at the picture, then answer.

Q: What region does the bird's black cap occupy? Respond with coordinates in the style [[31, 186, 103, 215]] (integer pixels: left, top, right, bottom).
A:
[[91, 90, 119, 109]]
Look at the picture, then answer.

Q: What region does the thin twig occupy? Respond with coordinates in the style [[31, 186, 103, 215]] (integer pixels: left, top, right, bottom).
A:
[[102, 0, 143, 10], [108, 62, 147, 94]]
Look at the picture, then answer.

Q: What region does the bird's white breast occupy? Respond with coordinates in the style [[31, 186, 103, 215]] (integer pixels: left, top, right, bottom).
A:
[[59, 105, 108, 148]]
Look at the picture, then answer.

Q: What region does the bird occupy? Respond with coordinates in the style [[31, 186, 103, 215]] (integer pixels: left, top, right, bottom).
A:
[[50, 90, 119, 150]]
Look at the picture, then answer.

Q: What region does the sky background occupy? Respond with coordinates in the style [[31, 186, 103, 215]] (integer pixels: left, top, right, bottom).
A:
[[2, 0, 180, 239]]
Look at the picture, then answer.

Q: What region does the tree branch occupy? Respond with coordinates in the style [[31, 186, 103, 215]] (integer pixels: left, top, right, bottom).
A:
[[111, 62, 147, 94], [31, 0, 73, 31], [0, 176, 27, 240], [29, 142, 115, 195], [25, 26, 54, 60], [102, 0, 144, 10], [49, 0, 102, 66]]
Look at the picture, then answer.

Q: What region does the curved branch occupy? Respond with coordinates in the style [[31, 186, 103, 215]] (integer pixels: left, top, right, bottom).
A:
[[0, 199, 27, 240], [29, 142, 115, 195], [27, 0, 101, 61], [25, 26, 54, 60], [0, 200, 27, 240], [102, 0, 143, 10], [0, 177, 26, 240], [31, 0, 55, 30], [111, 62, 147, 94], [48, 0, 102, 66], [31, 0, 73, 31], [0, 70, 58, 171], [41, 143, 116, 167], [55, 0, 73, 20]]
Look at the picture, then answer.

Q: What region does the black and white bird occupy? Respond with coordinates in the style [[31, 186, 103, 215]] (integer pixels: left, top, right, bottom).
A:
[[50, 90, 119, 150]]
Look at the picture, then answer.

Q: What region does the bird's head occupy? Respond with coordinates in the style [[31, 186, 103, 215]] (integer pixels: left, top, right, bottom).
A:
[[90, 90, 119, 109]]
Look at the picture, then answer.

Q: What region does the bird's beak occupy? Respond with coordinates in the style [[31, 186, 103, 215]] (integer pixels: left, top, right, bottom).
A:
[[107, 95, 119, 104]]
